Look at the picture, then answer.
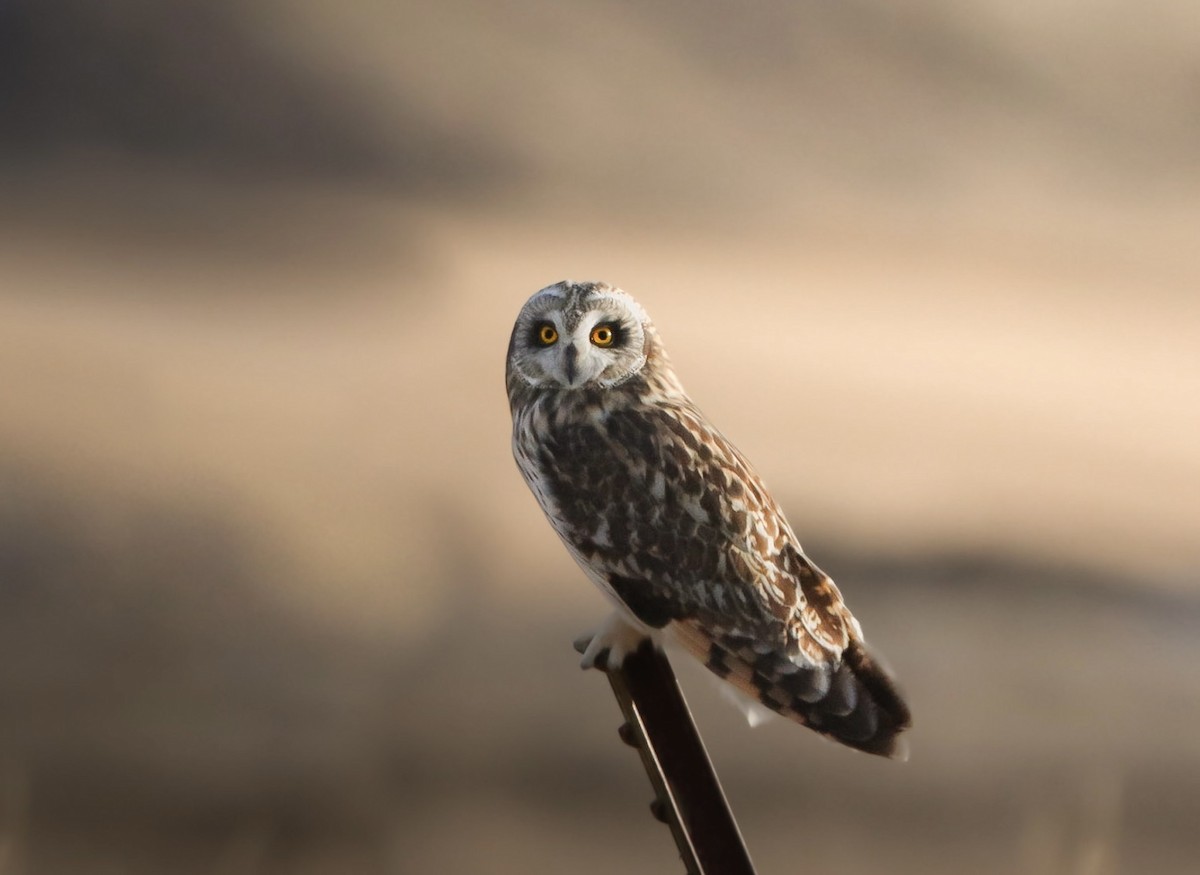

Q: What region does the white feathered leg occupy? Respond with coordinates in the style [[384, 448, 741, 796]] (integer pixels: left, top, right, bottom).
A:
[[573, 610, 650, 671]]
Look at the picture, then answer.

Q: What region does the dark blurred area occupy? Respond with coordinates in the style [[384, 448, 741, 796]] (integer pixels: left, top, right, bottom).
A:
[[0, 0, 507, 188], [1, 2, 1198, 874]]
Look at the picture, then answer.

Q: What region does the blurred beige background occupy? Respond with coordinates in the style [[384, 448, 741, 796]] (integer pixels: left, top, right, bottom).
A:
[[1, 2, 1198, 873]]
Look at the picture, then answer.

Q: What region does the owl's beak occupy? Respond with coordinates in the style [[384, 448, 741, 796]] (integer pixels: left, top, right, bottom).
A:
[[562, 342, 579, 386]]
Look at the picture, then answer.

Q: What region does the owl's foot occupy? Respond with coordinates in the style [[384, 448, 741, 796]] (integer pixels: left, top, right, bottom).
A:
[[573, 611, 649, 672]]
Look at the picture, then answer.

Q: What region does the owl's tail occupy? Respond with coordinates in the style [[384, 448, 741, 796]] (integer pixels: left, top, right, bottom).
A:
[[671, 623, 912, 759]]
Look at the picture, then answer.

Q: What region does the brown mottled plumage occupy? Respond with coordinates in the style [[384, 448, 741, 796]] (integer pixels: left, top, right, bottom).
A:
[[506, 280, 911, 757]]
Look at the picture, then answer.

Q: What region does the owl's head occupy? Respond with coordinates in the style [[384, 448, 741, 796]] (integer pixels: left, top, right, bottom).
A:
[[507, 281, 661, 391]]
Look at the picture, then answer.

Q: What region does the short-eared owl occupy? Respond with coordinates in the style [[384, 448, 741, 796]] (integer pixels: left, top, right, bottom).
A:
[[506, 280, 911, 757]]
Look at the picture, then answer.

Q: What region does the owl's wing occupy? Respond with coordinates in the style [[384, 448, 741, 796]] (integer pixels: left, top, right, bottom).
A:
[[541, 401, 911, 757]]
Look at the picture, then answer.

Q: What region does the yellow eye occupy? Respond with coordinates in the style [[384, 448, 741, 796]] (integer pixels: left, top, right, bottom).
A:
[[590, 325, 615, 347], [537, 323, 558, 345]]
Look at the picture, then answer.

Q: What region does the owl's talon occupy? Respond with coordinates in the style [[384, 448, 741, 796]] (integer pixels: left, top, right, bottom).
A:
[[578, 638, 611, 671], [576, 611, 647, 672]]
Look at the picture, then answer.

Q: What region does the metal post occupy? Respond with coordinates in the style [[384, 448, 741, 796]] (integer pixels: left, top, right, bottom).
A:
[[578, 638, 759, 875]]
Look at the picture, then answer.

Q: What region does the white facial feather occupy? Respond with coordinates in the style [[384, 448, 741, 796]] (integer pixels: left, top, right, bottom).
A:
[[508, 280, 650, 390]]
